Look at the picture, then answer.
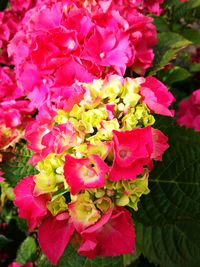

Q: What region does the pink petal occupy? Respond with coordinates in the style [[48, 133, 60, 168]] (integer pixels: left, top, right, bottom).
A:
[[140, 76, 175, 117], [38, 213, 74, 265], [113, 127, 153, 167], [151, 128, 169, 161], [14, 176, 49, 231], [64, 155, 109, 195], [79, 207, 135, 258]]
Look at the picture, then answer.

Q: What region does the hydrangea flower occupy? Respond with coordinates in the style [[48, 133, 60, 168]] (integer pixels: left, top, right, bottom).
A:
[[14, 75, 174, 264], [8, 0, 157, 107]]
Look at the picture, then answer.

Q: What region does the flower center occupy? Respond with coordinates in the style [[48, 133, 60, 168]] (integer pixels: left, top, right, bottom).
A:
[[119, 149, 128, 159]]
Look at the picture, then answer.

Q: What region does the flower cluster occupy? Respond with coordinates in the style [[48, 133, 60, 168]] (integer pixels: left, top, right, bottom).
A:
[[177, 89, 200, 131], [14, 75, 174, 264], [1, 0, 158, 151], [0, 0, 177, 265], [8, 0, 157, 105]]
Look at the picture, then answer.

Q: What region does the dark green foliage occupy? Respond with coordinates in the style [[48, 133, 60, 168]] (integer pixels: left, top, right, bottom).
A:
[[132, 125, 200, 267], [149, 33, 191, 75], [0, 144, 38, 187], [36, 246, 123, 267], [15, 236, 37, 265]]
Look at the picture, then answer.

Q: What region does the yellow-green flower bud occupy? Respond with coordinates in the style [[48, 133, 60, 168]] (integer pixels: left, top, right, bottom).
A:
[[116, 195, 130, 206], [47, 196, 67, 216]]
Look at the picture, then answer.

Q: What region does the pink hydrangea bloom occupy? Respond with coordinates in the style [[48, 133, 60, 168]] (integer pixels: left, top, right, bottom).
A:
[[109, 126, 153, 181], [38, 212, 75, 265], [79, 207, 135, 258], [140, 76, 175, 117], [64, 155, 109, 194], [177, 89, 200, 131], [14, 176, 49, 231], [151, 128, 169, 161], [8, 0, 157, 100]]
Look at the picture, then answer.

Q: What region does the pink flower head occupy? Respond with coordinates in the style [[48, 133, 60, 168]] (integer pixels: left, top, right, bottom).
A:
[[151, 128, 169, 161], [140, 76, 175, 117], [41, 123, 77, 157], [109, 126, 153, 181], [64, 155, 109, 194], [177, 89, 200, 131], [14, 176, 49, 231], [79, 207, 135, 258], [38, 212, 74, 265]]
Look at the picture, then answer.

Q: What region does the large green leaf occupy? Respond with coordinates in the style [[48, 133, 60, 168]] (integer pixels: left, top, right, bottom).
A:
[[36, 246, 123, 267], [181, 27, 200, 46], [16, 236, 37, 265], [0, 234, 12, 249], [0, 143, 38, 187], [132, 124, 200, 267], [152, 16, 170, 33], [162, 66, 191, 85], [149, 33, 191, 75]]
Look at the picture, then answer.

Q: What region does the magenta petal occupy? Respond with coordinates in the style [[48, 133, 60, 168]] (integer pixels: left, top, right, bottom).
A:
[[109, 158, 148, 181], [140, 76, 175, 117], [64, 154, 109, 194], [79, 207, 135, 258], [14, 176, 49, 231], [113, 127, 153, 167], [38, 213, 75, 265], [96, 207, 135, 256], [151, 128, 169, 161]]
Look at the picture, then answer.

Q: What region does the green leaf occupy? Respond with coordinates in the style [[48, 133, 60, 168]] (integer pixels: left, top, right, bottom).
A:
[[190, 63, 200, 72], [0, 144, 38, 187], [16, 236, 37, 265], [149, 33, 191, 75], [163, 66, 191, 84], [0, 234, 12, 249], [133, 125, 200, 267], [52, 188, 68, 201], [172, 0, 200, 21], [181, 27, 200, 45], [123, 248, 141, 267], [15, 217, 28, 233], [36, 245, 123, 267], [152, 16, 170, 32]]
